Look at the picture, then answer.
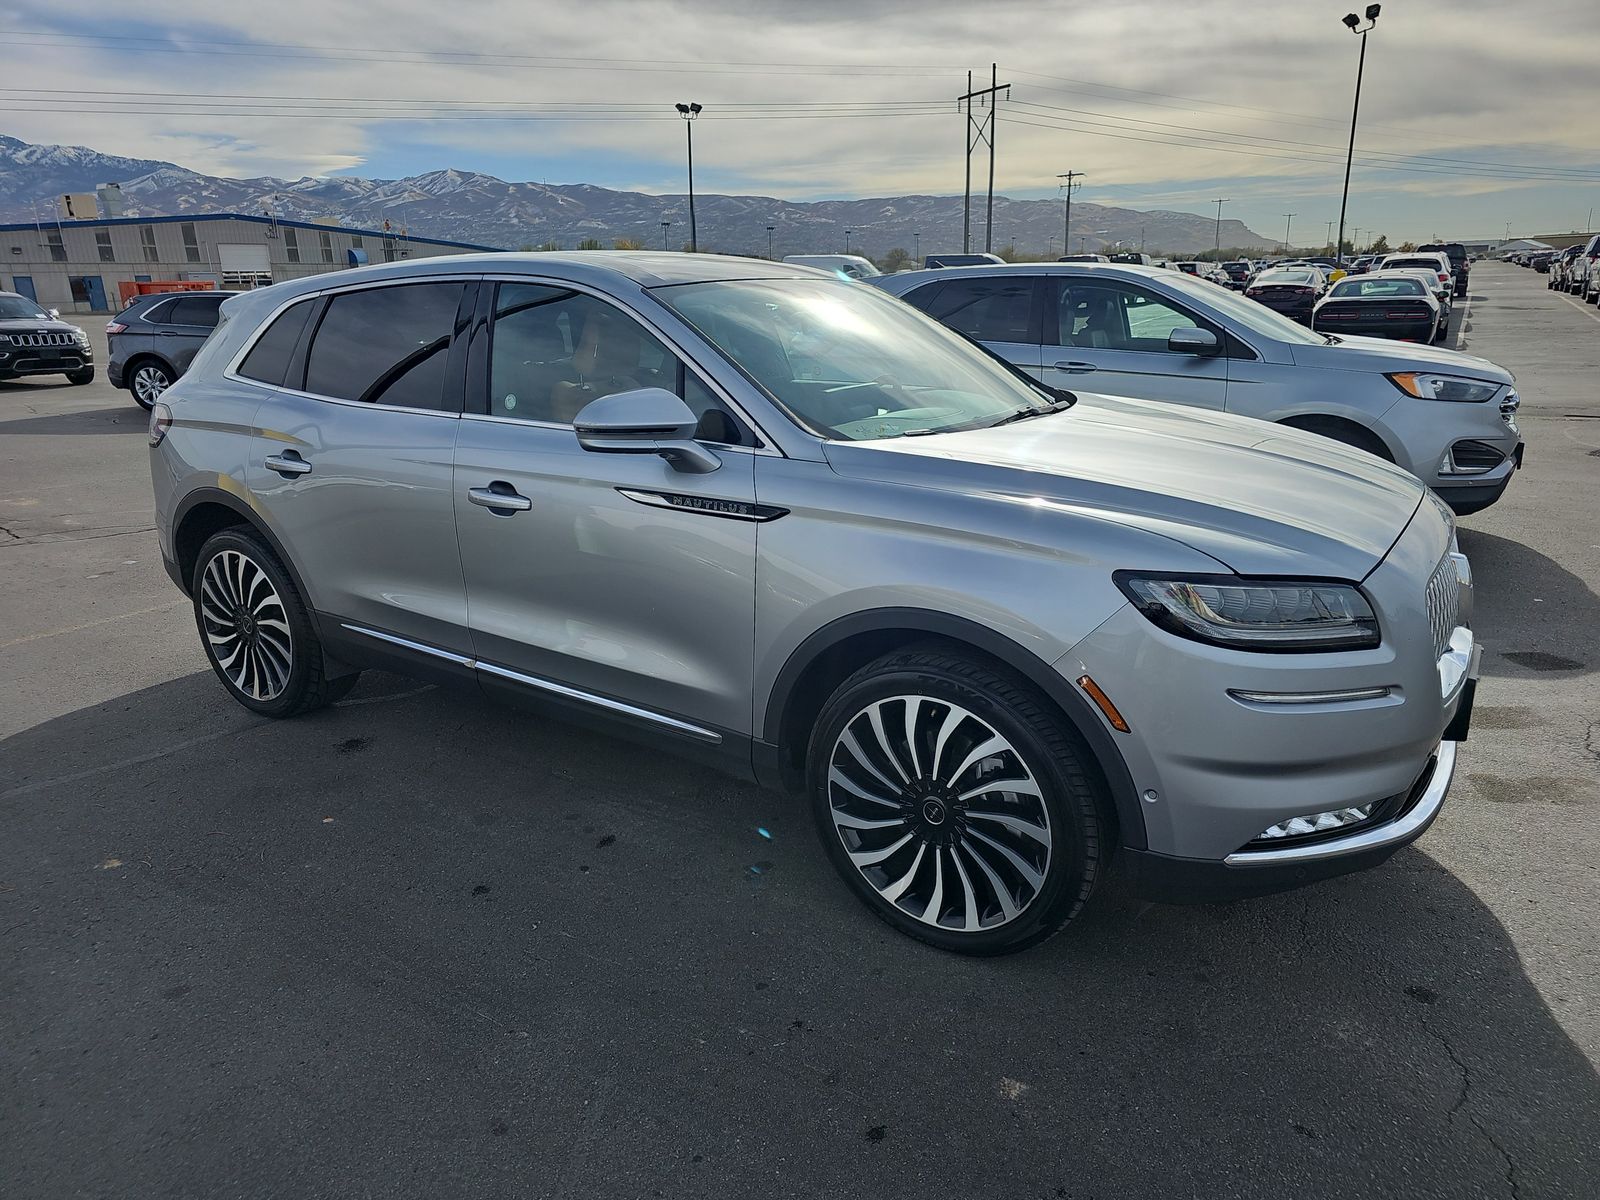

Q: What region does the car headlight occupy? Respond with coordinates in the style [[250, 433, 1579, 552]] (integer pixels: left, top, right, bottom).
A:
[[73, 328, 90, 344], [1114, 573, 1380, 652], [1386, 372, 1501, 403]]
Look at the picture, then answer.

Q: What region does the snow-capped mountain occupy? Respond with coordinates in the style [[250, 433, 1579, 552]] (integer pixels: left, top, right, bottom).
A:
[[0, 133, 1270, 255]]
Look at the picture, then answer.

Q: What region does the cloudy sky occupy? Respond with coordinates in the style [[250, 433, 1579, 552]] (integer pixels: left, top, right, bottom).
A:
[[3, 0, 1599, 242]]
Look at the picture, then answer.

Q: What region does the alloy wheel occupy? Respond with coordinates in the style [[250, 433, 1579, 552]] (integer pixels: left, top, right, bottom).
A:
[[827, 695, 1052, 932], [199, 549, 293, 701], [133, 364, 170, 406]]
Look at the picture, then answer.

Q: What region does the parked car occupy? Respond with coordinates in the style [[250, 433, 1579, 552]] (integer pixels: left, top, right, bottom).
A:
[[1378, 254, 1454, 308], [1220, 260, 1254, 288], [1312, 272, 1442, 343], [1384, 268, 1454, 325], [1416, 242, 1469, 297], [1108, 252, 1153, 265], [872, 262, 1521, 514], [782, 254, 881, 279], [108, 289, 238, 409], [1057, 253, 1110, 263], [151, 252, 1479, 955], [1243, 265, 1327, 323], [923, 253, 1005, 269], [1547, 245, 1582, 291], [0, 291, 94, 385], [1569, 234, 1600, 303]]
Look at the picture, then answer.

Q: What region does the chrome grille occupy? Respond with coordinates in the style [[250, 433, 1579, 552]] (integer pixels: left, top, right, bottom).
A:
[[7, 331, 75, 347], [1424, 554, 1459, 660]]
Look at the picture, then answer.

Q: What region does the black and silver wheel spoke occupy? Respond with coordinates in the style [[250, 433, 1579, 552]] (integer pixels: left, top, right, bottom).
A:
[[200, 550, 292, 702], [828, 696, 1051, 933]]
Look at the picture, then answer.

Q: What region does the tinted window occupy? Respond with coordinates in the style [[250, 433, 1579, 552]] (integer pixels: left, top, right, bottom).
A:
[[169, 295, 225, 327], [1331, 278, 1425, 298], [305, 283, 464, 409], [238, 298, 316, 387], [488, 282, 746, 442], [912, 277, 1035, 342], [1047, 281, 1207, 351]]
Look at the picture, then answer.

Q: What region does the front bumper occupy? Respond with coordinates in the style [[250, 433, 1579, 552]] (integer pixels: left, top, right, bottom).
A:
[[0, 346, 92, 379]]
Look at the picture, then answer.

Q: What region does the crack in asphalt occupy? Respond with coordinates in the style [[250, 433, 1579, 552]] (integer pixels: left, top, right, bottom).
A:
[[1421, 1014, 1521, 1199], [0, 524, 155, 548]]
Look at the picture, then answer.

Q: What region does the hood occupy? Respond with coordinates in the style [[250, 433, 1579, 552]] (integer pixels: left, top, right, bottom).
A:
[[0, 318, 82, 336], [1288, 334, 1513, 383], [822, 393, 1425, 580]]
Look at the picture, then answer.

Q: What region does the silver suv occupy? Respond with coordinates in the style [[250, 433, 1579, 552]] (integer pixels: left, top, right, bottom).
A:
[[873, 263, 1522, 515], [149, 254, 1478, 955]]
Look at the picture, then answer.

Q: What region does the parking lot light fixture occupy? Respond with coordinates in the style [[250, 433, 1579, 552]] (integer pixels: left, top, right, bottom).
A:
[[675, 102, 702, 252], [1335, 6, 1379, 269]]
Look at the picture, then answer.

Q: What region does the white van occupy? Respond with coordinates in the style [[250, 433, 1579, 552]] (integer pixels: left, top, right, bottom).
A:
[[782, 254, 882, 279]]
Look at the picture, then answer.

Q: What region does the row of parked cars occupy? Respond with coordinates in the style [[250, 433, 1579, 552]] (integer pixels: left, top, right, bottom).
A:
[[1535, 235, 1600, 303]]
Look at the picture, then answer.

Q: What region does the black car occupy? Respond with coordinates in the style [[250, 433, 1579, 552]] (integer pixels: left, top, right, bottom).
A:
[[1243, 266, 1326, 323], [1417, 242, 1469, 297], [1220, 260, 1254, 288], [1311, 273, 1441, 343], [0, 292, 94, 386], [106, 290, 237, 409]]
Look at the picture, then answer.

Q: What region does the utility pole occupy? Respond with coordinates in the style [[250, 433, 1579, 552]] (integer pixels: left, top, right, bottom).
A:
[[1282, 212, 1296, 252], [1140, 224, 1146, 253], [1352, 227, 1361, 253], [1325, 220, 1334, 252], [766, 224, 775, 259], [959, 65, 1009, 253], [914, 231, 921, 261], [1057, 170, 1084, 256], [1212, 198, 1229, 254], [661, 221, 671, 249]]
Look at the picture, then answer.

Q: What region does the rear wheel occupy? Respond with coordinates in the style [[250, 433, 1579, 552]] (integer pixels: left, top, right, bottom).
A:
[[807, 646, 1105, 955], [129, 360, 172, 410], [192, 528, 359, 718]]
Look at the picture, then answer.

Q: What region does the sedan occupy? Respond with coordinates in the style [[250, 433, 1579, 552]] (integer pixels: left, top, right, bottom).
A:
[[1243, 266, 1326, 323], [1312, 272, 1442, 343]]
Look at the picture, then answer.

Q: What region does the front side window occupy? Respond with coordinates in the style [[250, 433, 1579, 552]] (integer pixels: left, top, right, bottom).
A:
[[140, 226, 158, 263], [304, 282, 464, 409], [1048, 280, 1206, 352], [238, 298, 316, 386], [169, 295, 225, 327], [96, 230, 114, 262], [487, 282, 745, 442], [657, 277, 1054, 441], [909, 277, 1035, 343]]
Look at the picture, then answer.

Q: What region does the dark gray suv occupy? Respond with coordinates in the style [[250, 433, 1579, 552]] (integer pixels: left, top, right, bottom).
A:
[[108, 290, 236, 409], [0, 291, 94, 385]]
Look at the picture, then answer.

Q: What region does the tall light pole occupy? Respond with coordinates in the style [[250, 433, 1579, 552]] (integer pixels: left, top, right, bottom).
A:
[[913, 231, 921, 261], [1335, 5, 1380, 267], [1352, 227, 1362, 254], [661, 220, 671, 249], [1325, 220, 1334, 252], [1212, 198, 1229, 254], [674, 102, 702, 252], [844, 228, 853, 254], [766, 224, 775, 259], [1282, 212, 1296, 252]]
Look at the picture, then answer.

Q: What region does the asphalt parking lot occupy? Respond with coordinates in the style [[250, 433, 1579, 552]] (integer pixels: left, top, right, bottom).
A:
[[3, 261, 1597, 1199]]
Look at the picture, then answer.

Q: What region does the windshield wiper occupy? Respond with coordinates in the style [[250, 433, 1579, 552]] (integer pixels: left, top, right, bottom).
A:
[[985, 399, 1074, 428]]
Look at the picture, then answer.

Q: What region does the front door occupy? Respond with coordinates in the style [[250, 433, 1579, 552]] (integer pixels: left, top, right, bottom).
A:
[[12, 276, 36, 302], [1039, 277, 1229, 410], [245, 279, 475, 655], [83, 276, 108, 311], [452, 281, 759, 737]]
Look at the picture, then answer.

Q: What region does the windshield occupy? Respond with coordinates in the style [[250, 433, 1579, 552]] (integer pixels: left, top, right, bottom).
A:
[[0, 295, 50, 320], [656, 277, 1057, 440], [1161, 271, 1326, 345], [1331, 278, 1424, 298]]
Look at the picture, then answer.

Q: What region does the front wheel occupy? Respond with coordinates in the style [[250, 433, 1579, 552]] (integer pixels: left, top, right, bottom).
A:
[[129, 360, 172, 410], [808, 646, 1106, 955], [192, 528, 359, 717]]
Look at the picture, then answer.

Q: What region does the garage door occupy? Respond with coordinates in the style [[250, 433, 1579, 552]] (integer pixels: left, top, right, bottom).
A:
[[218, 243, 272, 288]]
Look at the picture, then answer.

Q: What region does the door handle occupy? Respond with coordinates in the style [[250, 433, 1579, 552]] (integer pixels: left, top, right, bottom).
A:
[[157, 330, 178, 337], [468, 483, 533, 514], [264, 451, 312, 477], [1053, 361, 1098, 373]]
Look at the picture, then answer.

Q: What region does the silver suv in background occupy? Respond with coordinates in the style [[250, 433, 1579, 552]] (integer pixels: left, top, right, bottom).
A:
[[150, 253, 1477, 955], [873, 262, 1522, 515], [107, 289, 238, 409]]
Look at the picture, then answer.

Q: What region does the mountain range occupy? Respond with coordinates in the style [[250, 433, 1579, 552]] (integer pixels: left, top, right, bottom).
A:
[[0, 133, 1271, 257]]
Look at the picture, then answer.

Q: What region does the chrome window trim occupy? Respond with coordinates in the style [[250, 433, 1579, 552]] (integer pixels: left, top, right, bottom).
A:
[[339, 622, 722, 744]]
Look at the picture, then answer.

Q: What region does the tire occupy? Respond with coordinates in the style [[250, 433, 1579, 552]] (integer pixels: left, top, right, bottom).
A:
[[1279, 415, 1395, 462], [128, 359, 173, 410], [807, 645, 1106, 956], [191, 528, 359, 718], [66, 368, 94, 385]]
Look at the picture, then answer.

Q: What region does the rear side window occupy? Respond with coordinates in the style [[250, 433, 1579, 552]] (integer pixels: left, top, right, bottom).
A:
[[238, 299, 316, 387], [169, 295, 224, 328], [909, 277, 1035, 342], [304, 282, 465, 409]]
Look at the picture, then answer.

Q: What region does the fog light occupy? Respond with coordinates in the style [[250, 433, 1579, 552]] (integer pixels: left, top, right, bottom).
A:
[[1253, 803, 1376, 841]]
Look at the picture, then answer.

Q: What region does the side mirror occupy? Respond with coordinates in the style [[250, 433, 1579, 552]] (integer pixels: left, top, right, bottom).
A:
[[47, 308, 60, 320], [573, 387, 721, 474], [1168, 327, 1221, 356]]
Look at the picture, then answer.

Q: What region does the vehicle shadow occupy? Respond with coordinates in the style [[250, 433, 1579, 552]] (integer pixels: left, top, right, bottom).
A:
[[3, 670, 1597, 1197], [1459, 527, 1600, 677], [0, 405, 145, 436]]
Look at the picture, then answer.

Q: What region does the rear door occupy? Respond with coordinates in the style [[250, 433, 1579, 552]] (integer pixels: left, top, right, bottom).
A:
[[243, 279, 475, 655], [1037, 276, 1228, 409], [164, 293, 229, 374], [900, 275, 1043, 376]]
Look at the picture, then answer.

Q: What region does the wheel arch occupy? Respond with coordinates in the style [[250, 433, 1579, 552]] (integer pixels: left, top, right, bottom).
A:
[[171, 488, 311, 606], [1277, 413, 1396, 462], [761, 608, 1146, 850]]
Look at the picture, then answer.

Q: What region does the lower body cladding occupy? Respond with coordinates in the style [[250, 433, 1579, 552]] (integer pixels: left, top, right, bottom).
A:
[[1062, 513, 1476, 902]]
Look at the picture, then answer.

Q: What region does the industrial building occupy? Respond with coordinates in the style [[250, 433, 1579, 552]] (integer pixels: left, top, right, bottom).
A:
[[0, 214, 502, 314]]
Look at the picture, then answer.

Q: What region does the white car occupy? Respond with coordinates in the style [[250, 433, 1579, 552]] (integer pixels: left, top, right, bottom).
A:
[[782, 254, 881, 279]]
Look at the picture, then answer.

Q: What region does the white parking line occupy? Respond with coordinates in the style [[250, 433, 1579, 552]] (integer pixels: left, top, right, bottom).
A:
[[1555, 291, 1600, 325]]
